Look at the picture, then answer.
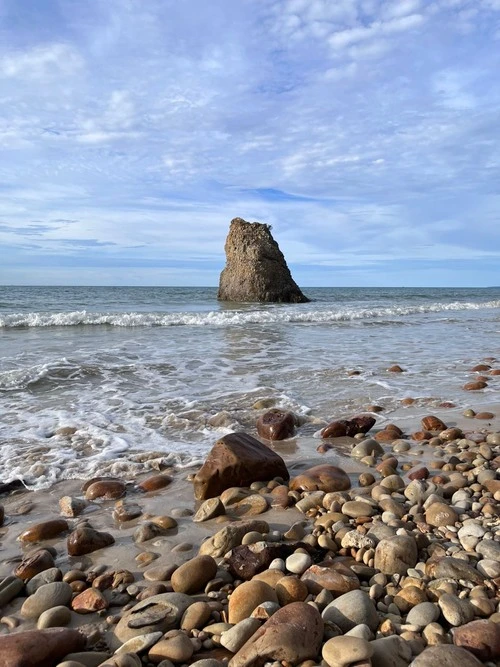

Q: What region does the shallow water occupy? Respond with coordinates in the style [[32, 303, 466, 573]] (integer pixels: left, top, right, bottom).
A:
[[1, 286, 499, 488]]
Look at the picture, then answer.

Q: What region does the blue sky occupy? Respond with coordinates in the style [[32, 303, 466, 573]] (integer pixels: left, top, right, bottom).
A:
[[0, 0, 499, 287]]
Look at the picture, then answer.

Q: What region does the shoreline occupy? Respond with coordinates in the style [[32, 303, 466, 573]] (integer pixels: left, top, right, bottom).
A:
[[0, 402, 499, 665]]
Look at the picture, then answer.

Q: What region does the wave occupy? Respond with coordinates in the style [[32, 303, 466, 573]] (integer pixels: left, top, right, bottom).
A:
[[0, 300, 499, 328]]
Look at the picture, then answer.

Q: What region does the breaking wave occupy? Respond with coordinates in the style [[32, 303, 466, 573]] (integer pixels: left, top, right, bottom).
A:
[[1, 300, 499, 328]]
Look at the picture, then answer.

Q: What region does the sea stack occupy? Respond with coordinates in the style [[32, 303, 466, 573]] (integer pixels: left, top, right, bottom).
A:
[[217, 218, 309, 303]]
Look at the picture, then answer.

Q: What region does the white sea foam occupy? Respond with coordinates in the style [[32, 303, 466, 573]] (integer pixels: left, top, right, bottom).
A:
[[0, 300, 499, 328]]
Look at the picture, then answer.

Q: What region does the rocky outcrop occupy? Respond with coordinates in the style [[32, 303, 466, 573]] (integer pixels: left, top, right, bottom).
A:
[[218, 218, 309, 303]]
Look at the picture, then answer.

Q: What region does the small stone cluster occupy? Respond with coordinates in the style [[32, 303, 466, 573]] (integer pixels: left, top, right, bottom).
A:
[[0, 410, 499, 667]]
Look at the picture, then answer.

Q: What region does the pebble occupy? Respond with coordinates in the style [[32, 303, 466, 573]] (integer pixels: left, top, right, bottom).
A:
[[322, 636, 373, 667], [285, 552, 312, 574], [405, 602, 440, 629], [322, 590, 379, 632], [21, 582, 73, 619], [37, 605, 72, 629]]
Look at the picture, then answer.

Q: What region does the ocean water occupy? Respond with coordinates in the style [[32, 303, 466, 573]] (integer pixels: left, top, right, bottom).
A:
[[1, 286, 499, 489]]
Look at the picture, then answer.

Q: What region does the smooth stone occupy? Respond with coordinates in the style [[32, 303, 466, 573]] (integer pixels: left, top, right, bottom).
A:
[[0, 576, 24, 606], [406, 602, 440, 629], [220, 618, 261, 653], [0, 628, 85, 667], [430, 557, 484, 584], [193, 498, 225, 522], [228, 580, 278, 624], [59, 496, 88, 517], [115, 632, 169, 656], [26, 567, 62, 595], [67, 525, 115, 556], [438, 594, 474, 627], [18, 519, 69, 543], [138, 474, 172, 492], [285, 552, 312, 575], [63, 652, 111, 666], [476, 540, 500, 561], [37, 605, 72, 629], [425, 502, 458, 527], [409, 645, 483, 666], [113, 500, 143, 523], [170, 555, 217, 594], [370, 635, 412, 667], [149, 633, 194, 663], [256, 409, 296, 441], [275, 576, 308, 605], [322, 590, 379, 632], [476, 558, 500, 578], [21, 581, 73, 619], [342, 501, 375, 518], [290, 464, 351, 493], [351, 439, 384, 459], [229, 602, 323, 667], [71, 588, 108, 614], [322, 636, 373, 667], [180, 601, 212, 632], [84, 479, 126, 500], [301, 561, 360, 596]]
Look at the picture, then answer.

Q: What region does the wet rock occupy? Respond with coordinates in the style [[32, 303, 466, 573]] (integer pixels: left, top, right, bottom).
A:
[[217, 218, 309, 303], [322, 590, 379, 632], [21, 581, 73, 619], [351, 439, 384, 459], [321, 420, 350, 438], [18, 518, 69, 543], [59, 496, 88, 517], [0, 576, 24, 606], [463, 381, 487, 390], [290, 464, 350, 493], [198, 520, 269, 558], [374, 535, 418, 575], [137, 474, 172, 492], [14, 548, 56, 582], [72, 588, 108, 614], [256, 409, 296, 440], [193, 497, 225, 522], [229, 602, 323, 667], [0, 628, 85, 667], [193, 432, 289, 501], [409, 645, 483, 666], [113, 500, 143, 523], [67, 524, 115, 556], [453, 619, 500, 661], [26, 567, 62, 594], [421, 416, 447, 432], [170, 556, 218, 594], [84, 479, 126, 501]]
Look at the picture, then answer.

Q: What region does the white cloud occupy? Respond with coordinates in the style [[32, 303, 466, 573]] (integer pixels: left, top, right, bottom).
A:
[[0, 43, 83, 79]]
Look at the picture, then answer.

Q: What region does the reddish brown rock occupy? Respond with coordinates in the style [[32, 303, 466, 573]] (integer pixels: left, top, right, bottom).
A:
[[387, 364, 405, 372], [421, 415, 447, 432], [300, 561, 359, 595], [137, 474, 173, 492], [18, 519, 69, 543], [193, 432, 289, 501], [256, 409, 296, 441], [471, 364, 491, 372], [463, 381, 488, 390], [72, 587, 108, 613], [412, 430, 432, 441], [453, 620, 500, 661], [408, 467, 429, 481], [84, 479, 126, 501], [67, 524, 115, 556], [228, 580, 278, 624], [490, 368, 500, 375], [401, 397, 416, 406], [0, 628, 85, 667], [290, 465, 350, 493], [269, 485, 291, 508], [321, 420, 349, 439], [475, 411, 495, 419], [229, 601, 323, 667], [170, 555, 218, 594], [14, 549, 55, 581]]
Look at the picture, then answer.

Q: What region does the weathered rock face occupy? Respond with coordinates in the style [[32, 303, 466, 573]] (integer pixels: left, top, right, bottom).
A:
[[217, 218, 309, 303]]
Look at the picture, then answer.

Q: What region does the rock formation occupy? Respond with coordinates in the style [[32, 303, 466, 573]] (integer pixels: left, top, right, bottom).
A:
[[218, 217, 309, 303]]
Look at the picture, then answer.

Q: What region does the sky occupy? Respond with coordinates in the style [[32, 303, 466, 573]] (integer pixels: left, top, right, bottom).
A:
[[0, 0, 499, 287]]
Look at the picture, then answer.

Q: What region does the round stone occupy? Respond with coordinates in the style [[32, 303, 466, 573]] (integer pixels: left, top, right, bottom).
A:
[[322, 636, 373, 667], [406, 602, 440, 629], [21, 582, 73, 619], [285, 552, 312, 575], [170, 556, 217, 594]]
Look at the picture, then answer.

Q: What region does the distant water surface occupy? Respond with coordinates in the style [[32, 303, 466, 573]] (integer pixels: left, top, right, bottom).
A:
[[0, 286, 499, 488]]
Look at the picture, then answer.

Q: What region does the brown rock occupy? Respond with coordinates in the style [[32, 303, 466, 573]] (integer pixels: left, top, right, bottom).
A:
[[228, 580, 278, 624], [0, 628, 85, 667], [256, 409, 296, 440], [410, 645, 483, 666], [227, 543, 297, 580], [229, 601, 323, 667], [289, 465, 350, 493], [269, 484, 291, 508], [421, 416, 447, 432], [321, 420, 349, 438], [198, 520, 269, 558], [193, 432, 289, 501], [387, 365, 405, 372], [217, 218, 309, 303], [471, 364, 491, 371], [84, 479, 126, 500], [72, 588, 108, 613], [137, 474, 173, 492], [475, 411, 495, 419], [275, 576, 308, 605], [348, 414, 376, 435], [300, 561, 360, 595], [67, 524, 115, 556], [408, 467, 429, 481], [18, 519, 68, 543], [453, 619, 500, 660], [425, 502, 458, 527], [463, 381, 488, 390], [374, 535, 418, 575], [170, 556, 217, 594], [14, 549, 55, 581]]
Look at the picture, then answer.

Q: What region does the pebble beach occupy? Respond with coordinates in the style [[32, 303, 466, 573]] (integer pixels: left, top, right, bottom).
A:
[[0, 393, 499, 667]]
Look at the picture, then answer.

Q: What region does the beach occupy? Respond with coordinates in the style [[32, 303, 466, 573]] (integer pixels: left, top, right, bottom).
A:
[[0, 286, 499, 664]]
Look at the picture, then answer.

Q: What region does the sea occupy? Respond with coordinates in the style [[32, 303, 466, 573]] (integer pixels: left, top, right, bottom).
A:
[[1, 286, 499, 489]]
